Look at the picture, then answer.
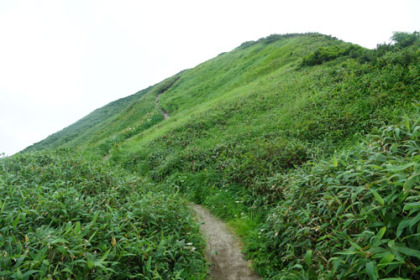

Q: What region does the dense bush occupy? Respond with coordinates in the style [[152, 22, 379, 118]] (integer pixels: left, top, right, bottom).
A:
[[250, 113, 420, 279], [392, 31, 419, 48], [301, 44, 366, 66], [0, 151, 206, 279]]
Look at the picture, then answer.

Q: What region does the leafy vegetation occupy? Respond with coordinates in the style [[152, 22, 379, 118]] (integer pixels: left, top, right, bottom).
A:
[[301, 44, 365, 66], [0, 151, 206, 279], [5, 32, 420, 279], [252, 112, 420, 279]]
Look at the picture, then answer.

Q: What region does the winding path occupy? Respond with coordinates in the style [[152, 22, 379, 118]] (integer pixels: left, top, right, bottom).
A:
[[193, 204, 261, 280], [154, 91, 170, 120]]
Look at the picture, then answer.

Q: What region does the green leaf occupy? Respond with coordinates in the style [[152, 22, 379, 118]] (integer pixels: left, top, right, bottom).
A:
[[379, 253, 394, 266], [87, 260, 94, 269], [0, 200, 6, 214], [394, 245, 420, 260], [332, 155, 338, 167], [91, 211, 100, 224], [387, 162, 415, 172], [366, 261, 378, 280], [404, 115, 411, 131], [88, 230, 98, 242], [376, 227, 386, 240], [146, 257, 152, 271], [371, 189, 384, 206], [397, 219, 411, 238], [74, 222, 81, 234], [403, 201, 420, 211], [16, 268, 23, 280], [22, 270, 39, 278], [57, 246, 67, 255], [12, 214, 20, 229], [13, 252, 28, 269], [305, 250, 312, 267], [404, 173, 419, 192], [100, 248, 112, 262], [336, 249, 358, 255], [0, 270, 11, 277], [51, 238, 69, 245], [348, 239, 362, 250], [64, 222, 73, 236], [61, 268, 73, 274], [409, 212, 420, 229]]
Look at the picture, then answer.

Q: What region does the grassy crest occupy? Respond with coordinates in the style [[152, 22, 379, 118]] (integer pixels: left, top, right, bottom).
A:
[[0, 151, 206, 279]]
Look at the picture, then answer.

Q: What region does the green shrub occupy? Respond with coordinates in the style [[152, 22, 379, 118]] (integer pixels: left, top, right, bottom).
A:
[[251, 113, 420, 279], [301, 44, 366, 66], [392, 31, 420, 48], [0, 151, 207, 279]]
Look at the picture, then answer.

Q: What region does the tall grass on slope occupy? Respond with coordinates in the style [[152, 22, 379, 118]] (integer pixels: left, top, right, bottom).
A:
[[0, 151, 206, 279], [250, 112, 420, 279]]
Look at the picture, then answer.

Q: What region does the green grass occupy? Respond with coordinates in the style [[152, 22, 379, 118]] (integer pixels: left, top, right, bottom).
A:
[[8, 31, 420, 279]]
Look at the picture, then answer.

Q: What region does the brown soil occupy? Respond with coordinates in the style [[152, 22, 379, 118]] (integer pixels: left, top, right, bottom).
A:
[[192, 204, 261, 280], [154, 93, 170, 120]]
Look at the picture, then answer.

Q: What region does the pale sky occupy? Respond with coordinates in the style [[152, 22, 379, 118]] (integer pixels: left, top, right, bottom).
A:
[[0, 0, 419, 155]]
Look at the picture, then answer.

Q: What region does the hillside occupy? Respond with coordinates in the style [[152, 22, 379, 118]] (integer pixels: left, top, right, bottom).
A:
[[25, 33, 358, 154], [5, 32, 420, 279]]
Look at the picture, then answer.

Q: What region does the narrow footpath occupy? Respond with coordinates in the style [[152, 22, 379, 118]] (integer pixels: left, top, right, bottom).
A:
[[154, 92, 170, 120], [193, 204, 261, 280], [154, 91, 259, 279]]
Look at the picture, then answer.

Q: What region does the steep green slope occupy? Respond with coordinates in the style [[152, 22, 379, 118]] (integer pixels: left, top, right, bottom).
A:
[[24, 75, 181, 156], [114, 32, 417, 186], [23, 88, 149, 152], [18, 32, 420, 279], [26, 33, 354, 154]]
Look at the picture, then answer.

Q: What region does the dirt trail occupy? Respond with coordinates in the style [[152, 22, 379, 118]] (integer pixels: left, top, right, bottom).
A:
[[154, 93, 170, 120], [193, 204, 261, 280]]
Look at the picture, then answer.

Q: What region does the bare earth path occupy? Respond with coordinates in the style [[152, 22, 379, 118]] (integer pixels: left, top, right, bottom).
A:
[[154, 92, 170, 120], [193, 204, 261, 280]]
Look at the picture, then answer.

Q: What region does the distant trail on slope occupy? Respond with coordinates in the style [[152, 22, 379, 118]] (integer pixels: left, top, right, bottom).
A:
[[193, 204, 261, 280], [154, 90, 170, 120]]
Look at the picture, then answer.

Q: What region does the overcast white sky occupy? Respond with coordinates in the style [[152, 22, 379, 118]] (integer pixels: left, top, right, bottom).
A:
[[0, 0, 419, 155]]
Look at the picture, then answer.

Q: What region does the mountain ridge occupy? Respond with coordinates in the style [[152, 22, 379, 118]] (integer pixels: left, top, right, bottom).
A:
[[24, 33, 352, 154]]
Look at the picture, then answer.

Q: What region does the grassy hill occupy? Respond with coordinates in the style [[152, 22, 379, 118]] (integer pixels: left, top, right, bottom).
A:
[[4, 32, 420, 279]]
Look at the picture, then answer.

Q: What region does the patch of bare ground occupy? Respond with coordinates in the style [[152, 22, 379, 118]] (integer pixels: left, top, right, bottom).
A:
[[154, 92, 170, 119], [193, 204, 261, 280]]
